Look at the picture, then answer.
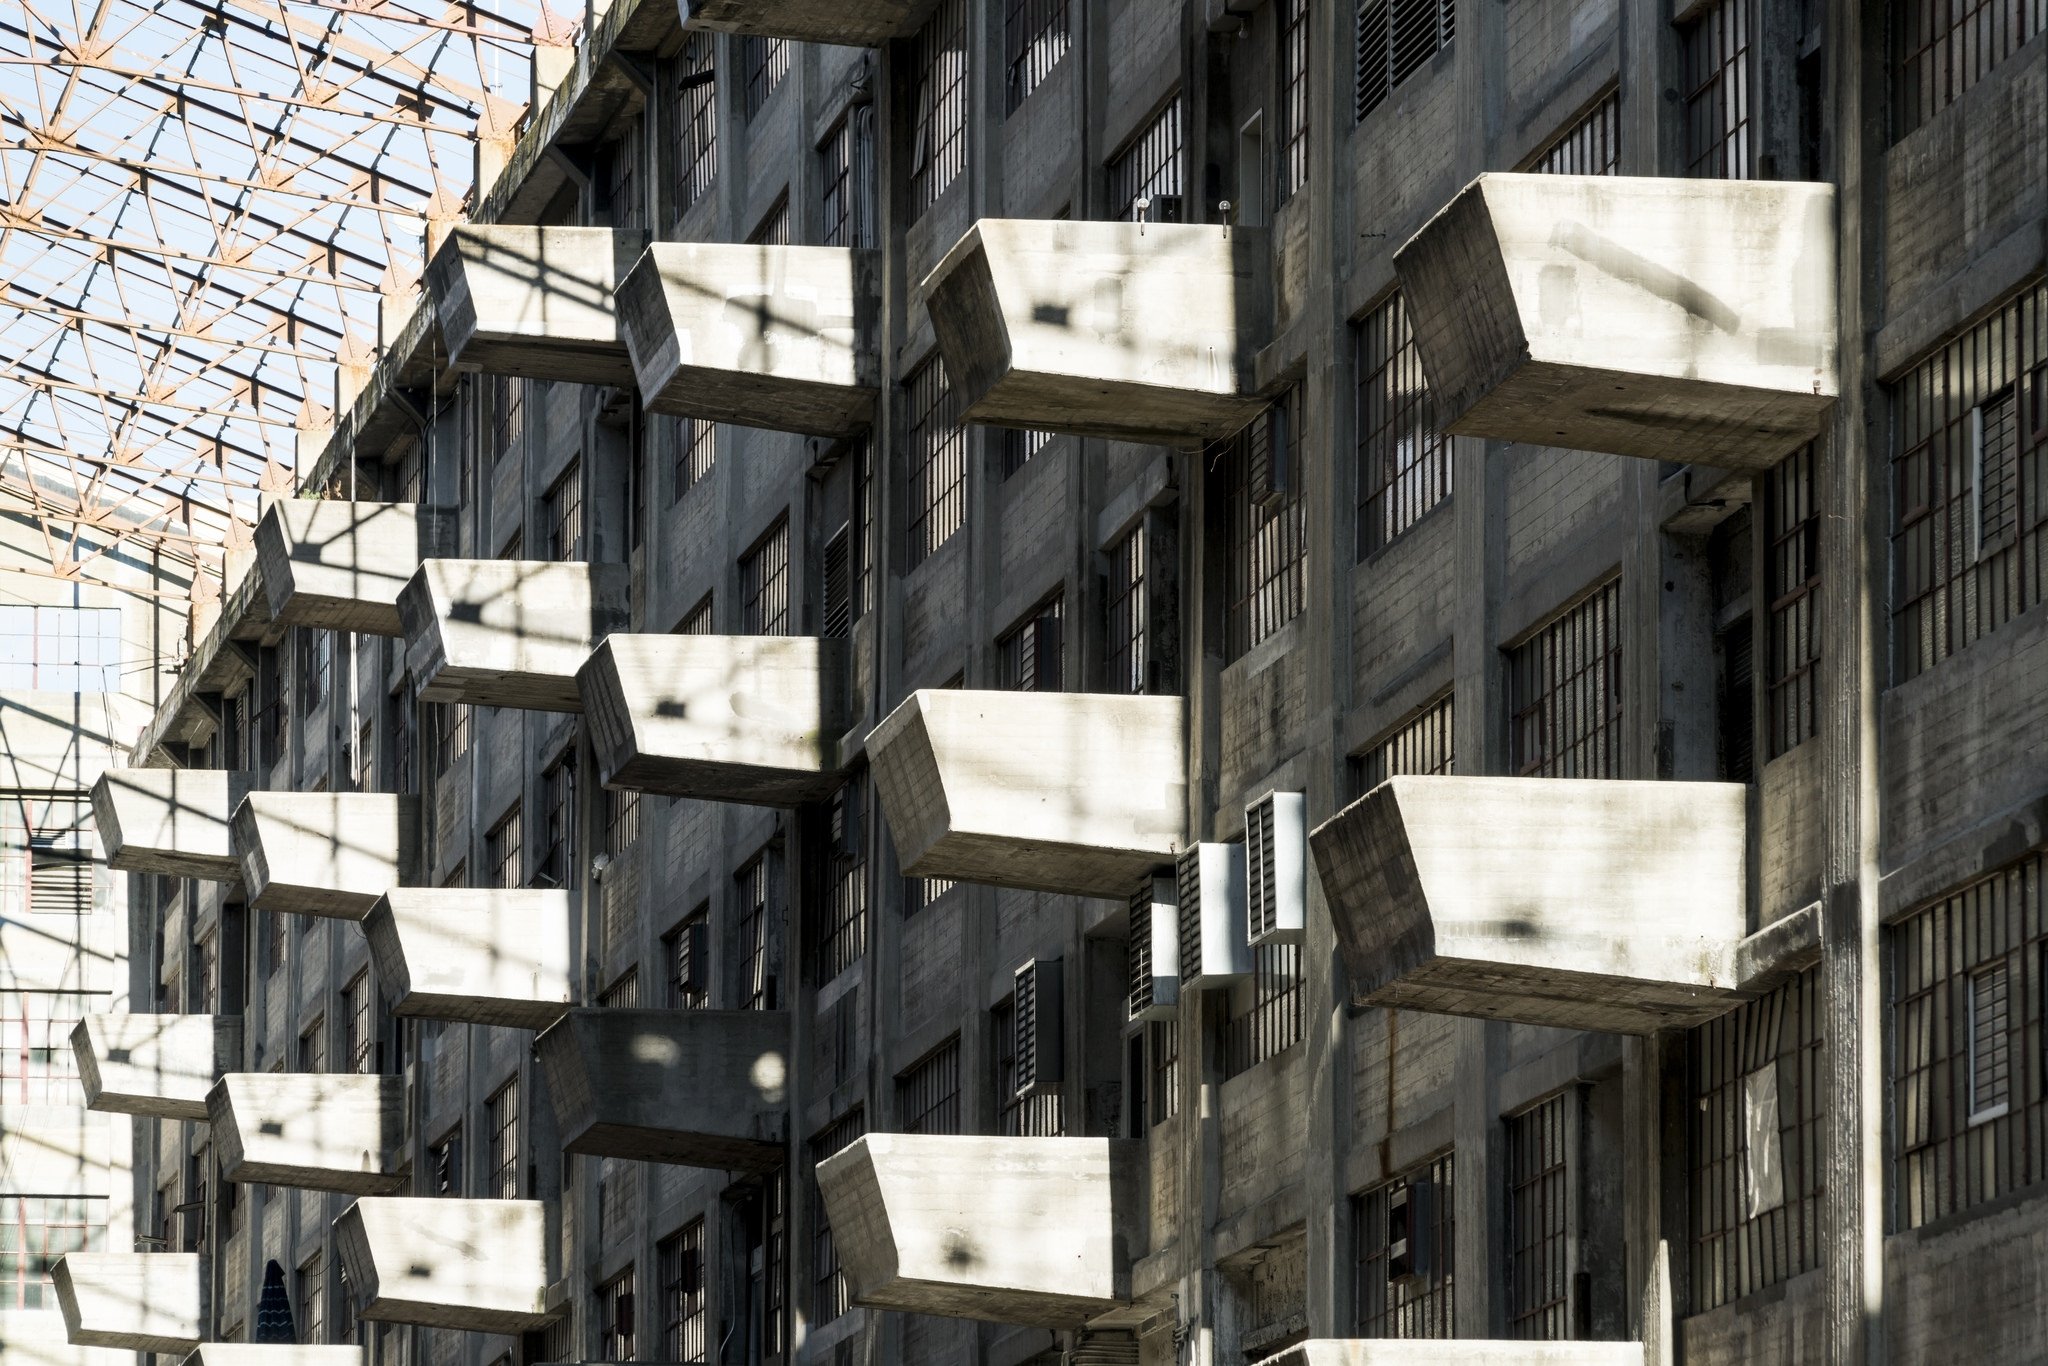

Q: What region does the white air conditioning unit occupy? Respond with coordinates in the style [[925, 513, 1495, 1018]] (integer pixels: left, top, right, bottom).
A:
[[1127, 873, 1180, 1023], [1177, 843, 1250, 990], [1013, 957, 1063, 1099], [1246, 790, 1307, 946]]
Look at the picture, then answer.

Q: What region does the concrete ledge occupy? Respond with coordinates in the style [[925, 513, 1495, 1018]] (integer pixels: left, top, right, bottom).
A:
[[333, 1198, 553, 1334], [534, 1008, 789, 1170], [615, 242, 881, 436], [0, 1308, 132, 1364], [400, 559, 629, 714], [256, 501, 458, 637], [363, 888, 573, 1029], [924, 220, 1271, 447], [51, 1254, 203, 1354], [1734, 901, 1822, 991], [208, 1073, 407, 1195], [232, 792, 421, 919], [1309, 776, 1750, 1033], [72, 1014, 241, 1122], [868, 690, 1187, 898], [181, 1349, 366, 1365], [426, 226, 648, 387], [1255, 1341, 1645, 1366], [816, 1134, 1144, 1327], [680, 0, 926, 44], [578, 634, 853, 805], [1393, 173, 1836, 468], [91, 769, 255, 884]]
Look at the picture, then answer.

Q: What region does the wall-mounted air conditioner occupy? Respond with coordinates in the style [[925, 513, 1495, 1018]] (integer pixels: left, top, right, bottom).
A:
[[1246, 790, 1307, 946], [1177, 843, 1250, 990], [1127, 873, 1180, 1023]]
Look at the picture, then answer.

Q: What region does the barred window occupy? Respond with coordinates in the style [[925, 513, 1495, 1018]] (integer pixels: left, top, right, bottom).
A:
[[1352, 1153, 1455, 1338], [659, 1222, 706, 1362], [855, 436, 876, 618], [1219, 389, 1307, 660], [297, 1255, 326, 1345], [605, 787, 640, 858], [1764, 445, 1821, 758], [1002, 427, 1055, 477], [1105, 527, 1148, 695], [598, 122, 641, 229], [675, 594, 714, 637], [1688, 968, 1824, 1312], [740, 517, 790, 636], [1148, 1020, 1180, 1124], [993, 995, 1066, 1136], [1108, 96, 1182, 222], [490, 373, 525, 462], [822, 525, 854, 639], [1279, 0, 1309, 200], [671, 416, 716, 503], [664, 908, 710, 1009], [1355, 0, 1453, 122], [1352, 692, 1454, 795], [343, 972, 374, 1073], [1891, 850, 2048, 1230], [0, 1197, 104, 1309], [898, 1036, 961, 1134], [742, 36, 789, 119], [905, 357, 966, 569], [820, 114, 877, 249], [673, 34, 718, 215], [814, 778, 868, 982], [997, 594, 1063, 691], [428, 1126, 462, 1196], [903, 875, 956, 918], [736, 857, 776, 1011], [1509, 579, 1622, 779], [1891, 283, 2047, 682], [0, 992, 89, 1104], [1529, 88, 1619, 174], [594, 1266, 635, 1362], [748, 194, 790, 247], [809, 1110, 866, 1327], [537, 756, 574, 890], [297, 628, 330, 714], [600, 969, 641, 1009], [1504, 1093, 1571, 1340], [434, 703, 471, 774], [1005, 0, 1069, 112], [1356, 294, 1450, 556], [297, 1018, 326, 1073], [487, 803, 523, 889], [1226, 943, 1304, 1077], [187, 932, 214, 1013], [486, 1077, 521, 1200], [1893, 0, 2046, 139], [1679, 0, 1755, 179], [545, 459, 584, 561], [909, 0, 968, 218]]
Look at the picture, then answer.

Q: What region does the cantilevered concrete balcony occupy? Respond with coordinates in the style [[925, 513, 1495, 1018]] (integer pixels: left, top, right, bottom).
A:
[[426, 225, 649, 387], [182, 1349, 367, 1366], [400, 559, 629, 713], [815, 1135, 1143, 1327], [91, 768, 254, 884], [1255, 1341, 1645, 1366], [679, 0, 924, 45], [232, 792, 420, 918], [52, 1253, 204, 1354], [208, 1073, 407, 1195], [578, 635, 852, 805], [333, 1198, 553, 1334], [1392, 174, 1837, 468], [614, 242, 880, 436], [72, 1013, 240, 1122], [1309, 776, 1749, 1034], [923, 219, 1271, 446], [256, 501, 458, 636], [534, 1008, 788, 1170], [363, 888, 572, 1029], [868, 690, 1186, 897], [0, 1309, 131, 1365]]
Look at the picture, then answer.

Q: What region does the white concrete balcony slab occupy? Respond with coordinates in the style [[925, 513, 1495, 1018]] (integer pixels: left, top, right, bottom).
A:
[[400, 559, 629, 713], [578, 635, 853, 805], [72, 1013, 241, 1122], [256, 501, 458, 637], [362, 888, 573, 1029], [208, 1073, 407, 1195], [869, 690, 1186, 898], [0, 1308, 132, 1365], [51, 1253, 204, 1354], [232, 792, 421, 919], [615, 242, 880, 436], [426, 225, 649, 387], [680, 0, 925, 45], [333, 1198, 553, 1334], [534, 1008, 788, 1170], [1392, 174, 1837, 468], [91, 768, 254, 884], [815, 1135, 1143, 1327], [1309, 776, 1749, 1034], [181, 1349, 366, 1366], [1255, 1341, 1644, 1366], [924, 219, 1271, 447]]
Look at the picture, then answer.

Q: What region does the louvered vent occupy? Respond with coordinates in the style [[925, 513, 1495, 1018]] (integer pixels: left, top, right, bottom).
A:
[[1013, 957, 1063, 1099], [821, 524, 852, 638], [1178, 842, 1250, 990], [1177, 846, 1204, 987], [1127, 874, 1179, 1022], [1245, 791, 1307, 946]]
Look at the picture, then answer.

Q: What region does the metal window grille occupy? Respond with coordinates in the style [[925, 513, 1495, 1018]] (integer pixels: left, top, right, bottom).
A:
[[676, 595, 715, 636], [905, 357, 966, 569], [186, 933, 214, 1013], [429, 1128, 461, 1196], [1220, 391, 1307, 660], [1108, 96, 1182, 222], [0, 1198, 104, 1309], [1355, 0, 1453, 121], [855, 436, 876, 617], [1106, 527, 1147, 695], [597, 1156, 639, 1241], [353, 719, 373, 792], [997, 594, 1063, 691], [297, 1018, 326, 1073], [1352, 693, 1455, 796], [809, 1109, 866, 1327], [1356, 294, 1450, 556], [1148, 1020, 1180, 1124], [1002, 427, 1055, 477], [486, 1078, 520, 1200], [1279, 0, 1310, 200], [1352, 1153, 1456, 1338], [749, 194, 791, 246], [600, 969, 641, 1009], [821, 525, 853, 638], [1764, 444, 1821, 757], [538, 758, 574, 889], [820, 114, 877, 249], [1509, 580, 1623, 779], [599, 122, 641, 229], [1892, 0, 2046, 138], [1891, 284, 2048, 682], [898, 1036, 961, 1134], [1004, 0, 1069, 113], [673, 34, 718, 214], [1225, 943, 1305, 1077], [297, 628, 330, 714], [545, 460, 585, 561], [659, 1222, 707, 1362], [297, 1256, 327, 1345], [1504, 1093, 1571, 1341], [664, 909, 710, 1008], [1891, 850, 2048, 1230], [671, 416, 717, 503], [499, 530, 523, 561], [902, 875, 957, 917], [605, 787, 640, 858], [1679, 0, 1755, 180], [1529, 89, 1620, 174], [343, 973, 374, 1073], [490, 373, 525, 461], [592, 1266, 635, 1361], [434, 703, 471, 773], [742, 36, 789, 119], [0, 993, 89, 1105], [992, 997, 1066, 1136], [737, 858, 775, 1011], [487, 804, 523, 889], [815, 778, 868, 981], [740, 518, 791, 636], [1687, 967, 1825, 1312], [909, 0, 968, 218]]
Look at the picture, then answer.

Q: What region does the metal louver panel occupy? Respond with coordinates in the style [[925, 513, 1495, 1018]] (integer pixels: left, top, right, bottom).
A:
[[1245, 790, 1307, 946], [1178, 842, 1250, 989], [822, 525, 852, 638], [1013, 957, 1063, 1099], [1127, 874, 1179, 1022]]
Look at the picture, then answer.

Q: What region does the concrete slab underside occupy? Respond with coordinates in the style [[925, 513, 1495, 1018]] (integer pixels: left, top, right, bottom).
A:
[[333, 1198, 553, 1333]]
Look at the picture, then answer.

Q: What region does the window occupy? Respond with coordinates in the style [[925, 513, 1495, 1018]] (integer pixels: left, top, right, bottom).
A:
[[664, 908, 709, 1009], [1892, 285, 2047, 681], [1353, 1153, 1455, 1338], [343, 972, 374, 1073], [1355, 0, 1453, 121], [1226, 943, 1304, 1076], [0, 992, 88, 1104], [740, 518, 791, 636], [1352, 693, 1454, 795], [0, 606, 121, 692], [1356, 294, 1450, 556], [1504, 1094, 1571, 1340], [675, 595, 714, 637], [673, 34, 718, 214], [1105, 526, 1151, 695], [600, 970, 642, 1009], [1108, 96, 1182, 223], [186, 930, 214, 1012], [1278, 0, 1309, 201], [905, 357, 967, 569], [1529, 89, 1620, 175], [736, 857, 776, 1011], [1893, 0, 2046, 138], [854, 436, 875, 622], [902, 875, 956, 918], [992, 995, 1065, 1137], [1002, 427, 1055, 478], [1508, 579, 1622, 779], [0, 1198, 103, 1308], [545, 460, 585, 561], [605, 787, 640, 858], [490, 373, 526, 462], [1218, 391, 1307, 660], [898, 1037, 961, 1134], [1148, 1020, 1180, 1124], [1004, 0, 1069, 112], [1892, 850, 2048, 1230], [748, 194, 791, 247], [428, 1127, 462, 1196], [487, 804, 523, 889], [814, 778, 868, 982], [742, 36, 789, 119], [1679, 0, 1755, 179], [535, 758, 574, 890], [298, 1254, 327, 1345], [594, 1266, 635, 1361], [909, 0, 967, 217], [297, 628, 330, 714], [434, 703, 471, 774], [297, 1018, 326, 1073], [598, 123, 641, 229], [809, 1110, 865, 1327], [671, 417, 716, 502], [11, 796, 91, 918], [996, 594, 1063, 691], [353, 719, 374, 792], [820, 114, 877, 250], [821, 525, 854, 639], [658, 1222, 707, 1363], [1763, 445, 1820, 758], [486, 1078, 521, 1200]]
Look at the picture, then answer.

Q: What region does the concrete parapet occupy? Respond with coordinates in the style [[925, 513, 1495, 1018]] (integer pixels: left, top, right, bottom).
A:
[[332, 1198, 553, 1334], [363, 888, 573, 1029], [91, 769, 254, 884], [0, 1309, 132, 1365], [208, 1073, 407, 1195], [51, 1254, 204, 1354], [1255, 1341, 1646, 1366], [400, 559, 629, 714], [72, 1014, 241, 1122], [256, 501, 458, 637], [232, 792, 421, 919], [426, 225, 648, 387]]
